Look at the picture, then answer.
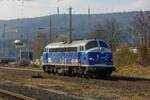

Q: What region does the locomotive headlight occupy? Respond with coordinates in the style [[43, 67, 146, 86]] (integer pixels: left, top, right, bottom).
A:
[[89, 57, 95, 61]]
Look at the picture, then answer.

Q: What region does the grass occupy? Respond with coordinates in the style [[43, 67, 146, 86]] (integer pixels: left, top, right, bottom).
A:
[[25, 78, 80, 90], [13, 78, 150, 99], [113, 46, 150, 79], [113, 65, 150, 79], [113, 47, 138, 67], [8, 77, 148, 100]]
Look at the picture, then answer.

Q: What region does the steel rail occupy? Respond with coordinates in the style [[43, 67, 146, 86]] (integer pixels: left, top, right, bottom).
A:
[[0, 89, 35, 100]]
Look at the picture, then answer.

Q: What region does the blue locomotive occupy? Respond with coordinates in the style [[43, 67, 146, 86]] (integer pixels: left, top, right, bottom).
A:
[[42, 39, 115, 77]]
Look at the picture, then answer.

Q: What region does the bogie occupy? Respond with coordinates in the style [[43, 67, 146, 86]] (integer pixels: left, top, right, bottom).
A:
[[42, 65, 114, 78]]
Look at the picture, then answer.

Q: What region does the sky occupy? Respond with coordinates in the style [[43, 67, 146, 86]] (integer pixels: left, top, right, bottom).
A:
[[0, 0, 150, 20]]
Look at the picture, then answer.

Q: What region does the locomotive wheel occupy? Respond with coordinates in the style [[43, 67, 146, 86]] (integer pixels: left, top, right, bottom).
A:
[[42, 66, 46, 72], [67, 67, 73, 76], [97, 70, 113, 77], [43, 65, 114, 78], [42, 66, 49, 73], [52, 66, 57, 75]]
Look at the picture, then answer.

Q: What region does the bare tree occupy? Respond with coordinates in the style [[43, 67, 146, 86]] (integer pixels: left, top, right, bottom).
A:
[[31, 32, 48, 59], [103, 18, 121, 52], [58, 34, 68, 42], [134, 11, 150, 65], [90, 18, 121, 52]]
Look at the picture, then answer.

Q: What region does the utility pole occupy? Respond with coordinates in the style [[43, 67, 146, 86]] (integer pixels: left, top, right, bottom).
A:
[[3, 24, 6, 38], [49, 14, 52, 42], [20, 0, 25, 40], [88, 7, 91, 39], [2, 24, 6, 57], [88, 7, 90, 16], [57, 7, 59, 15], [68, 7, 72, 42]]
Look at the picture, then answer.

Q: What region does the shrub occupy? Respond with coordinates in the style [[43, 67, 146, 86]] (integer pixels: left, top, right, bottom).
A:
[[18, 59, 30, 67], [113, 47, 138, 67]]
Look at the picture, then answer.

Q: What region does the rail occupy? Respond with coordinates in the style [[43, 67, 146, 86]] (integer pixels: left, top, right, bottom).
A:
[[0, 89, 35, 100]]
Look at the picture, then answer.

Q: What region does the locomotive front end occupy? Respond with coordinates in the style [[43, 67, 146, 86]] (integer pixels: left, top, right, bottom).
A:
[[85, 40, 115, 76]]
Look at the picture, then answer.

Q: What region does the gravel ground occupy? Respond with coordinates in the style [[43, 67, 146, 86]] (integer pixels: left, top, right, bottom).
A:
[[0, 66, 150, 100], [0, 82, 88, 100]]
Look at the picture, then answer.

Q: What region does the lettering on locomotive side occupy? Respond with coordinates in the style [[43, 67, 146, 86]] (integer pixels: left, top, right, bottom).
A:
[[48, 58, 52, 64], [71, 59, 78, 65]]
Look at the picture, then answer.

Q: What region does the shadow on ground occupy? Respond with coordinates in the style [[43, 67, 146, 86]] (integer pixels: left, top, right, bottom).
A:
[[101, 75, 150, 82]]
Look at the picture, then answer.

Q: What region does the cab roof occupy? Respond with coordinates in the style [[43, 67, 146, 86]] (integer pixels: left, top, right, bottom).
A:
[[45, 39, 97, 49]]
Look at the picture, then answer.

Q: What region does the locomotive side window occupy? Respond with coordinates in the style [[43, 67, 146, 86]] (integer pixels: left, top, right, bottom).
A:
[[66, 47, 77, 52], [44, 48, 48, 52], [50, 48, 65, 52], [44, 49, 46, 52], [49, 47, 77, 52], [86, 41, 98, 50], [49, 49, 52, 52], [99, 41, 109, 48], [79, 46, 84, 51]]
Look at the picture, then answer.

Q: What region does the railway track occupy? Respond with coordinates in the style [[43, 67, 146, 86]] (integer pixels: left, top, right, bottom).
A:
[[0, 89, 35, 100], [0, 66, 149, 99], [0, 66, 149, 82], [0, 66, 42, 72]]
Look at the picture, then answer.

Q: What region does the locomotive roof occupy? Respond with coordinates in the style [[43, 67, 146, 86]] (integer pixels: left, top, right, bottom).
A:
[[45, 39, 96, 49]]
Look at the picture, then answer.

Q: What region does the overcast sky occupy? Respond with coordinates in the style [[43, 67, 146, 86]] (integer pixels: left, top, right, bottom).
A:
[[0, 0, 150, 20]]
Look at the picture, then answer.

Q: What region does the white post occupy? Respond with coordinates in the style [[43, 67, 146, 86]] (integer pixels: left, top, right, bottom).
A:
[[19, 48, 22, 61]]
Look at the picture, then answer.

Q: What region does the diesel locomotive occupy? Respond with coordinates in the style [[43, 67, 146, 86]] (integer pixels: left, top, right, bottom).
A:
[[42, 39, 115, 77]]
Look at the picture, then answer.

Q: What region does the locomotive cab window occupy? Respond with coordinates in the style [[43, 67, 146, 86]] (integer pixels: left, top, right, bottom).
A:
[[99, 41, 109, 48], [86, 41, 98, 50]]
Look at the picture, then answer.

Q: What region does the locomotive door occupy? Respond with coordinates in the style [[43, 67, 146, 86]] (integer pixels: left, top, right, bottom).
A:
[[78, 52, 88, 65]]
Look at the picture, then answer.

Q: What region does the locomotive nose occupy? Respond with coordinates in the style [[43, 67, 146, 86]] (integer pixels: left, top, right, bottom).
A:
[[105, 52, 113, 65], [88, 52, 113, 66]]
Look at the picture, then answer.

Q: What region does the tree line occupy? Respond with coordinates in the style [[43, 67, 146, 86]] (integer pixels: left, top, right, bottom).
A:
[[31, 11, 150, 66], [89, 11, 150, 65]]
